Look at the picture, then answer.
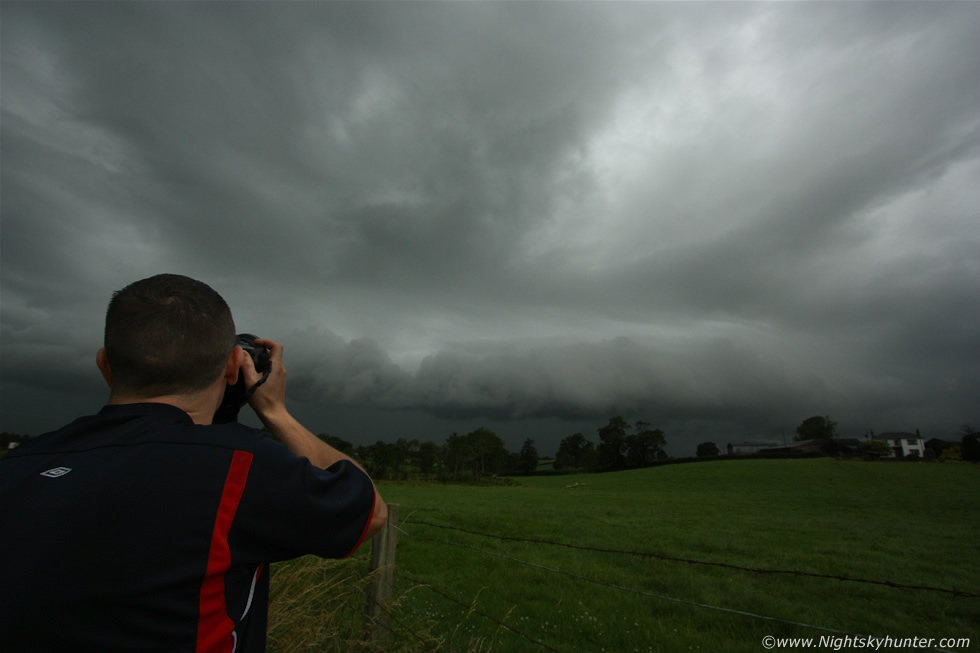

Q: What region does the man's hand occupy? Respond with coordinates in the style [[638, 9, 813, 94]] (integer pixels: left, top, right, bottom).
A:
[[241, 337, 287, 422]]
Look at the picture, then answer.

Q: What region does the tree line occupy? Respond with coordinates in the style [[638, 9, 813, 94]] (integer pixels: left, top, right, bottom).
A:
[[316, 416, 668, 481], [8, 415, 974, 472], [318, 427, 542, 482]]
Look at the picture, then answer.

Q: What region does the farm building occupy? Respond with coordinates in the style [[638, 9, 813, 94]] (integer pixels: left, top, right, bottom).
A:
[[872, 432, 925, 458], [726, 441, 780, 455], [758, 438, 862, 456]]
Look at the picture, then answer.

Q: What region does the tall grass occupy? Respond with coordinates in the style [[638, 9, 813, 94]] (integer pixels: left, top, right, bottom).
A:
[[266, 555, 368, 652], [268, 555, 448, 652]]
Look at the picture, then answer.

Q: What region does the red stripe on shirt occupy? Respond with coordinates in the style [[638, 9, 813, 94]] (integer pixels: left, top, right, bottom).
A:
[[344, 489, 378, 558], [196, 450, 253, 653]]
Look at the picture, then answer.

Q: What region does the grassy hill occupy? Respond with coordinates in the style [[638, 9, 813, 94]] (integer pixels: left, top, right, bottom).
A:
[[268, 459, 980, 652]]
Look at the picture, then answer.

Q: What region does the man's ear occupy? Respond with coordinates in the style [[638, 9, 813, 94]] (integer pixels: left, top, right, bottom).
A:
[[223, 346, 244, 385], [96, 348, 113, 388]]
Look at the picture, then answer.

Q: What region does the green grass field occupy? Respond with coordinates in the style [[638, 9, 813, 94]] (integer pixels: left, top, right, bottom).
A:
[[268, 459, 980, 652]]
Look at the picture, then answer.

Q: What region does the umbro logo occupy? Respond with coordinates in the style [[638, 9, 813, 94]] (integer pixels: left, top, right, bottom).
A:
[[40, 467, 72, 478]]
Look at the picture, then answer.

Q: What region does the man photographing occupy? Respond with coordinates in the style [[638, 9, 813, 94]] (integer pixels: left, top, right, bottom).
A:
[[0, 273, 387, 652]]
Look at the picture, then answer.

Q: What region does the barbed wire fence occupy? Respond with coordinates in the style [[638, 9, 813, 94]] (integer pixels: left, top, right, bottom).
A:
[[360, 505, 975, 653], [408, 520, 978, 598]]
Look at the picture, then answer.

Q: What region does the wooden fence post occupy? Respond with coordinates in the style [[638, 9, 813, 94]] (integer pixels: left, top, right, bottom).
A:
[[364, 503, 398, 649]]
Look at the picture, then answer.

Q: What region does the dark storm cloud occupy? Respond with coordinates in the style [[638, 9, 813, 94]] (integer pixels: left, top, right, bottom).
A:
[[409, 337, 810, 422], [3, 2, 635, 288], [2, 2, 978, 452]]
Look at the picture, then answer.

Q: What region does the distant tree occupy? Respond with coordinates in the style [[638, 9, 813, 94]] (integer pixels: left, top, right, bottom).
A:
[[443, 432, 471, 481], [960, 424, 979, 463], [625, 421, 666, 467], [597, 416, 630, 469], [696, 442, 720, 457], [858, 439, 892, 460], [417, 441, 440, 477], [795, 415, 839, 441], [554, 433, 597, 471], [940, 445, 962, 462], [387, 438, 418, 479], [466, 427, 508, 479], [925, 438, 958, 458], [360, 441, 396, 479], [519, 438, 539, 475], [505, 451, 522, 474], [962, 434, 980, 462]]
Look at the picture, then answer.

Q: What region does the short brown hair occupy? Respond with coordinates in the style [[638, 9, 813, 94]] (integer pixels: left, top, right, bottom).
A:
[[104, 274, 236, 396]]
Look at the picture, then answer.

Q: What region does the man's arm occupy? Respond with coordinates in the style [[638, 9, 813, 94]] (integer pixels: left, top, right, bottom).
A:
[[241, 338, 388, 538]]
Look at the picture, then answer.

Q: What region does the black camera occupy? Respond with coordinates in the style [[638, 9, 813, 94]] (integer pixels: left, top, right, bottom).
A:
[[237, 333, 272, 377], [213, 333, 272, 424]]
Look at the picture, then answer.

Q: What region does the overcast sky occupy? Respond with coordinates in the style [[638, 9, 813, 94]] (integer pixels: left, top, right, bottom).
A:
[[2, 2, 978, 456]]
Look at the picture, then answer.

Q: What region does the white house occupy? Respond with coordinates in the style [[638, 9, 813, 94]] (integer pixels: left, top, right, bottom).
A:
[[871, 432, 925, 458]]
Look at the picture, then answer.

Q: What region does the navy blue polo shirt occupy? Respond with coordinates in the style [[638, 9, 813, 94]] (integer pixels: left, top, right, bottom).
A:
[[0, 403, 377, 653]]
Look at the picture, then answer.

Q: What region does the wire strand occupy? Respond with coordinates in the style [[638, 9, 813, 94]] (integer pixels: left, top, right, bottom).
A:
[[406, 519, 978, 598]]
